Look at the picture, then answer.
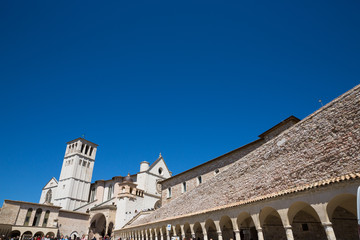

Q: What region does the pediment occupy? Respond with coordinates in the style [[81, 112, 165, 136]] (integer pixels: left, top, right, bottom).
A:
[[42, 177, 58, 190]]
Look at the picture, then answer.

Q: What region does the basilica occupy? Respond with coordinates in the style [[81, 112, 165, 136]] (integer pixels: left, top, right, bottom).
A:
[[1, 84, 359, 240]]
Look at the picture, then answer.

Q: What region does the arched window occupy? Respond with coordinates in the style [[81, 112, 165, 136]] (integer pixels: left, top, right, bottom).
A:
[[32, 208, 42, 226], [42, 210, 50, 227], [107, 185, 113, 200], [24, 208, 33, 226], [45, 189, 52, 203]]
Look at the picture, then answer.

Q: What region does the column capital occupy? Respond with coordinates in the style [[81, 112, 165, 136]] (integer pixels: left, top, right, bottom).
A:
[[256, 228, 263, 232], [284, 225, 292, 230], [322, 222, 333, 227]]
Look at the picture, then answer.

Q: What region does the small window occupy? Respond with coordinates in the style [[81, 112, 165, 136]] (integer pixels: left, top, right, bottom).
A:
[[158, 167, 163, 175], [167, 187, 172, 198], [83, 161, 87, 167], [302, 224, 309, 231], [197, 176, 202, 185], [182, 182, 187, 193], [214, 169, 220, 175]]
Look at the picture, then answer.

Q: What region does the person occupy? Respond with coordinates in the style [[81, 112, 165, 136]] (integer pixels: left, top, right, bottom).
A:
[[45, 235, 51, 240]]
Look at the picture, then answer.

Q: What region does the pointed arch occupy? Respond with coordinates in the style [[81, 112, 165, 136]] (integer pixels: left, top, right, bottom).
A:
[[219, 215, 234, 240], [204, 219, 218, 240], [327, 194, 357, 240], [236, 212, 257, 240], [259, 207, 286, 240], [288, 201, 326, 240]]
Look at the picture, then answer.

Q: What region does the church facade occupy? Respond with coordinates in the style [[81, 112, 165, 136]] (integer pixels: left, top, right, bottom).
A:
[[0, 139, 172, 240]]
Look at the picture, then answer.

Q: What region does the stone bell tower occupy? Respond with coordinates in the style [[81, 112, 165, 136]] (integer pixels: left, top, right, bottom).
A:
[[53, 138, 98, 210]]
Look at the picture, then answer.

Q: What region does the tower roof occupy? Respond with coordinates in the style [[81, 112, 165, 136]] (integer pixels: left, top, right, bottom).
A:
[[67, 137, 99, 146]]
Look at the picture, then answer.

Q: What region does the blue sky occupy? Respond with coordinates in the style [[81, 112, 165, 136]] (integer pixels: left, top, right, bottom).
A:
[[0, 0, 359, 205]]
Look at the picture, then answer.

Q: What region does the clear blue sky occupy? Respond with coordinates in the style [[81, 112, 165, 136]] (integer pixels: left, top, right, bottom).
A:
[[0, 0, 359, 205]]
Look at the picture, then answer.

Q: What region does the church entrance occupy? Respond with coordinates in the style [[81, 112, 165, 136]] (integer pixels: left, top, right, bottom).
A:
[[89, 214, 107, 239]]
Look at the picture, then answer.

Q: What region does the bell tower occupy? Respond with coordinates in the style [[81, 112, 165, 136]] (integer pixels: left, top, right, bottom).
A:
[[53, 138, 98, 210]]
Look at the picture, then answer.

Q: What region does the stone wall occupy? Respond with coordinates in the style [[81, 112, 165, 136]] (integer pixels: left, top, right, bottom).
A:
[[0, 202, 20, 225], [58, 210, 90, 237], [133, 84, 360, 225]]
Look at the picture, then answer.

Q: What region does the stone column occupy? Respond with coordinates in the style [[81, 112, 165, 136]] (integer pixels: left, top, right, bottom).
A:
[[233, 230, 241, 240], [283, 226, 294, 240], [159, 228, 164, 240], [217, 231, 223, 240], [256, 228, 264, 240], [180, 225, 185, 240], [172, 226, 177, 238], [202, 233, 208, 240], [29, 209, 37, 226], [322, 222, 336, 240], [38, 210, 46, 227]]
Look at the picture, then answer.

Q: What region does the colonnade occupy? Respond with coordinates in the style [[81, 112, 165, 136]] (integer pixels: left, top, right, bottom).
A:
[[116, 191, 358, 240]]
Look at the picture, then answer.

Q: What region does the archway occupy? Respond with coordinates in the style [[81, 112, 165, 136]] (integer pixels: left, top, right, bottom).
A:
[[259, 207, 286, 240], [34, 232, 44, 238], [10, 230, 20, 238], [151, 228, 156, 240], [22, 231, 32, 240], [193, 222, 203, 240], [90, 213, 107, 238], [161, 226, 168, 240], [219, 216, 234, 240], [288, 201, 327, 240], [70, 231, 79, 240], [174, 225, 181, 238], [204, 219, 218, 240], [108, 222, 114, 238], [237, 212, 257, 240], [183, 223, 191, 239], [45, 232, 55, 238], [327, 194, 357, 240]]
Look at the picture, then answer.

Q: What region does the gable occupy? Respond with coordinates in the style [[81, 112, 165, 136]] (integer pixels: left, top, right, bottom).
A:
[[42, 177, 58, 190], [148, 156, 171, 178]]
